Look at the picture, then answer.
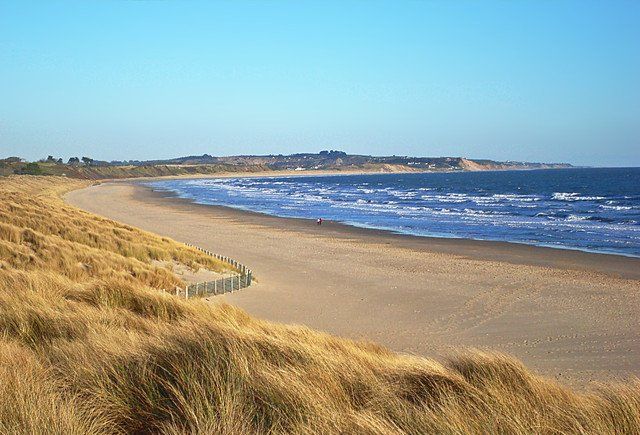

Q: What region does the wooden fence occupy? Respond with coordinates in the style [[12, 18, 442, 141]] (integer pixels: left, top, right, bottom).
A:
[[175, 243, 253, 299]]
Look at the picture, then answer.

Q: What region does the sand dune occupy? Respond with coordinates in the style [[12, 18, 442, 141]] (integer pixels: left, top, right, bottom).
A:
[[65, 181, 640, 386]]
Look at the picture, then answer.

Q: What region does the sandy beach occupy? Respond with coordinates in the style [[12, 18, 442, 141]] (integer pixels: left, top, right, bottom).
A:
[[65, 180, 640, 386]]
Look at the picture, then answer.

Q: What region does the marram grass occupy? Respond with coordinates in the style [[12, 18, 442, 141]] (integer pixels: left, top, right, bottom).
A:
[[1, 175, 638, 434]]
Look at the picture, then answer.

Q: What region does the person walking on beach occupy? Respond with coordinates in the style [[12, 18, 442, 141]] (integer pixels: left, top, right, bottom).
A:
[[317, 218, 323, 226]]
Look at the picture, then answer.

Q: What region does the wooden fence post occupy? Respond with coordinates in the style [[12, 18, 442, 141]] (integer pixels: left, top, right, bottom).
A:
[[176, 244, 254, 297]]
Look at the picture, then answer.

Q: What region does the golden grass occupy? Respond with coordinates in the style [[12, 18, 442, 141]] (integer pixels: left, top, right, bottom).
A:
[[1, 175, 639, 434]]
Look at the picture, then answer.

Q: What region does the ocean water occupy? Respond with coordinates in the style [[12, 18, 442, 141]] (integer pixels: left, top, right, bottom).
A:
[[146, 168, 640, 257]]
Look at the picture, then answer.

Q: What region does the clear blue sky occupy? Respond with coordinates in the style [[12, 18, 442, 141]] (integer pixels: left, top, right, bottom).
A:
[[1, 1, 638, 166]]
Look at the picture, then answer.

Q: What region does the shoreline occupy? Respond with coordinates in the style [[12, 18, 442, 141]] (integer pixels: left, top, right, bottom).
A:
[[65, 181, 640, 386], [145, 179, 640, 261], [100, 167, 426, 182], [100, 164, 590, 183], [134, 178, 640, 277]]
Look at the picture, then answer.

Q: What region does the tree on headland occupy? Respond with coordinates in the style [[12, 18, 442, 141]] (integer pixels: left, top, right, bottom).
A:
[[81, 156, 94, 166], [68, 157, 80, 165], [42, 155, 64, 164], [1, 157, 22, 164]]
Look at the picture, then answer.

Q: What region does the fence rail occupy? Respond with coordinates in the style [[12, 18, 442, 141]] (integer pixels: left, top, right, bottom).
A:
[[174, 243, 253, 299]]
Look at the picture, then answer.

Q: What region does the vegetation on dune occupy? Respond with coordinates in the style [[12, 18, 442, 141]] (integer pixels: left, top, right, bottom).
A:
[[0, 159, 274, 179], [1, 175, 639, 434]]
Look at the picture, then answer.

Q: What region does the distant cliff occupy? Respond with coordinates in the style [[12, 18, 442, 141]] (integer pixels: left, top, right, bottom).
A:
[[1, 152, 572, 179], [107, 152, 571, 172], [457, 158, 571, 171]]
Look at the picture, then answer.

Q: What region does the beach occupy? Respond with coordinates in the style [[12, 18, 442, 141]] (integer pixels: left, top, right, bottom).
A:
[[65, 180, 640, 386]]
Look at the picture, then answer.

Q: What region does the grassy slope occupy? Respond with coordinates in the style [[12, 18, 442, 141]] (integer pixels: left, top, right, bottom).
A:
[[0, 176, 638, 434], [3, 161, 275, 179], [1, 161, 417, 180]]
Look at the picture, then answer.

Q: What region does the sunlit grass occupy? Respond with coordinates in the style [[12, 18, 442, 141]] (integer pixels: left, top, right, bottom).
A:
[[0, 175, 638, 434]]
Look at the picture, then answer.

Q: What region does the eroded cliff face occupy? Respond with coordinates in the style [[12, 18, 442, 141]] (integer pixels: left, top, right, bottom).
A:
[[458, 158, 486, 171], [459, 158, 572, 171]]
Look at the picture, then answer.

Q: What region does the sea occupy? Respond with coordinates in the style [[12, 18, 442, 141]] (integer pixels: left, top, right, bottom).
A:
[[146, 168, 640, 258]]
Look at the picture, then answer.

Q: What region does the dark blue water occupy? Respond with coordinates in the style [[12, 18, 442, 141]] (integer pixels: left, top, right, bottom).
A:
[[147, 168, 640, 257]]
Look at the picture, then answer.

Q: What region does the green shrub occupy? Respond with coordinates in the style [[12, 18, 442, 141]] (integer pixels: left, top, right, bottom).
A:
[[16, 162, 43, 176]]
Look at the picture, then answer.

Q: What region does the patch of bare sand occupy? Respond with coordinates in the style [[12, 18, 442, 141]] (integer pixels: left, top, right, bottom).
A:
[[152, 260, 234, 284]]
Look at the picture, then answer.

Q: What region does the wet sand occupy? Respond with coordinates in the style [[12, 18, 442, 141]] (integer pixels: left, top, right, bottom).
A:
[[65, 181, 640, 386]]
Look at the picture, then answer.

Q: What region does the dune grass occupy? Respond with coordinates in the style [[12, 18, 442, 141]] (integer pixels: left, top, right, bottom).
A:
[[1, 175, 638, 434]]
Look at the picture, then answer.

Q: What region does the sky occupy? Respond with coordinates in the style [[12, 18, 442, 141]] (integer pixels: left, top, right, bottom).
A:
[[1, 1, 638, 166]]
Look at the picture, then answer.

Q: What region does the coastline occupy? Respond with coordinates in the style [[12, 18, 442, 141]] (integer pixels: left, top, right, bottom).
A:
[[99, 164, 585, 183], [139, 168, 640, 263], [65, 181, 640, 386], [139, 180, 640, 279], [100, 167, 426, 182]]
